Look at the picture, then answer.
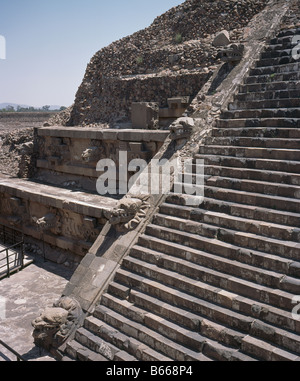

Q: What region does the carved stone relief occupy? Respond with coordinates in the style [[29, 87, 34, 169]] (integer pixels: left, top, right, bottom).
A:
[[104, 194, 151, 232], [32, 296, 83, 351]]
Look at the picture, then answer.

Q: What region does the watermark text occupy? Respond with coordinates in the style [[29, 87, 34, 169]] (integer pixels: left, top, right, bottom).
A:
[[0, 35, 6, 60], [292, 35, 300, 61], [96, 153, 204, 206], [0, 296, 6, 320], [292, 296, 300, 320]]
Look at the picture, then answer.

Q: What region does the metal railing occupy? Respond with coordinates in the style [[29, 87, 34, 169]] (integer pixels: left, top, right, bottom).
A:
[[0, 339, 26, 361], [0, 241, 24, 279], [0, 225, 22, 246]]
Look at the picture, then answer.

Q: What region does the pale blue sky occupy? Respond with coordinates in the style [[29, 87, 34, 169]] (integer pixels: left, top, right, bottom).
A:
[[0, 0, 183, 107]]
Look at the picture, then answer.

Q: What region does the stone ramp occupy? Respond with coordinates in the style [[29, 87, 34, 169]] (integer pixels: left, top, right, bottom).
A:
[[64, 27, 300, 361]]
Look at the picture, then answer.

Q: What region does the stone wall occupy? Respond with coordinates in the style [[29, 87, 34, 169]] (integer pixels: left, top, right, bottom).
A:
[[34, 126, 169, 193], [0, 183, 107, 264], [69, 71, 211, 126]]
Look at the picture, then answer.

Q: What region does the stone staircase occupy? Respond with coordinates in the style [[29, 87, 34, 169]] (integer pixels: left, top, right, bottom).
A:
[[64, 28, 300, 361]]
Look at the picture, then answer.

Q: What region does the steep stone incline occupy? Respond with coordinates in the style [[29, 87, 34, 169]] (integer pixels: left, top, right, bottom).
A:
[[64, 28, 300, 361]]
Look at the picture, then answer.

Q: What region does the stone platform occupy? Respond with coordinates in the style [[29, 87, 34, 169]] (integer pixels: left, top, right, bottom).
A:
[[35, 127, 169, 193], [0, 254, 72, 361], [0, 126, 170, 268], [0, 177, 118, 264]]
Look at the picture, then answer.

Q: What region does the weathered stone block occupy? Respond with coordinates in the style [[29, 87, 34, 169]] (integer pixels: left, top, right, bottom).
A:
[[213, 30, 230, 47], [131, 102, 159, 130]]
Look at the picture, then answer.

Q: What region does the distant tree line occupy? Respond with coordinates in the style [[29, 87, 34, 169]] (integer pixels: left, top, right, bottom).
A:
[[0, 105, 67, 113]]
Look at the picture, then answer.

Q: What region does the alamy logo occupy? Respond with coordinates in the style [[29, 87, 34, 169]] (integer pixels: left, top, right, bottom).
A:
[[96, 153, 204, 206], [0, 35, 6, 60], [0, 296, 6, 320], [292, 296, 300, 320], [292, 35, 300, 61]]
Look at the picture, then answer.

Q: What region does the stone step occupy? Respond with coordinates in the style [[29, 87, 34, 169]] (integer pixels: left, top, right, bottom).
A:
[[152, 212, 300, 264], [244, 70, 300, 84], [241, 335, 300, 362], [126, 287, 248, 351], [160, 202, 300, 243], [204, 175, 300, 200], [116, 262, 300, 345], [84, 315, 168, 361], [221, 108, 300, 120], [195, 153, 300, 175], [101, 293, 215, 355], [256, 56, 298, 68], [165, 193, 300, 232], [216, 118, 300, 128], [203, 185, 300, 214], [147, 215, 300, 266], [265, 42, 298, 52], [128, 246, 300, 350], [74, 326, 123, 361], [65, 339, 109, 361], [261, 49, 293, 59], [205, 136, 300, 149], [61, 355, 75, 361], [101, 290, 258, 361], [239, 80, 300, 94], [197, 196, 300, 228], [205, 164, 300, 186], [133, 238, 299, 307], [269, 34, 300, 46], [229, 98, 300, 111], [265, 38, 300, 51], [276, 28, 300, 38], [211, 127, 300, 139], [249, 62, 300, 76], [116, 264, 253, 334], [198, 145, 300, 162], [235, 90, 300, 102], [174, 173, 300, 205], [94, 304, 213, 361], [108, 281, 201, 332]]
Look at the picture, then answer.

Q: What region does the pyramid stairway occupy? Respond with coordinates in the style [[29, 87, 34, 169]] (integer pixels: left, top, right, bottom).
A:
[[64, 28, 300, 361]]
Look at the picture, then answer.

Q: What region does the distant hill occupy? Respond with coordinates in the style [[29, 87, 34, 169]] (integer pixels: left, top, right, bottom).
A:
[[0, 103, 65, 111], [0, 103, 29, 109]]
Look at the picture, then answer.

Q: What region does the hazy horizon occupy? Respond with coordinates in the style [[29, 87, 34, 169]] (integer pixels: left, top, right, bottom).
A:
[[0, 0, 183, 108]]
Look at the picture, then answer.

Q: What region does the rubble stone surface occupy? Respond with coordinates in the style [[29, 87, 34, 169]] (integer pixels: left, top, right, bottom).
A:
[[49, 0, 269, 127]]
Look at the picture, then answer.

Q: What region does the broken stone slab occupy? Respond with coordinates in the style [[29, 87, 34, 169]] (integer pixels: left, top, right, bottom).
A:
[[213, 30, 230, 47]]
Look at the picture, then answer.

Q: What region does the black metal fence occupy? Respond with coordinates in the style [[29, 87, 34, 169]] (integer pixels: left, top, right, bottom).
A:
[[0, 339, 26, 361], [0, 225, 24, 279]]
